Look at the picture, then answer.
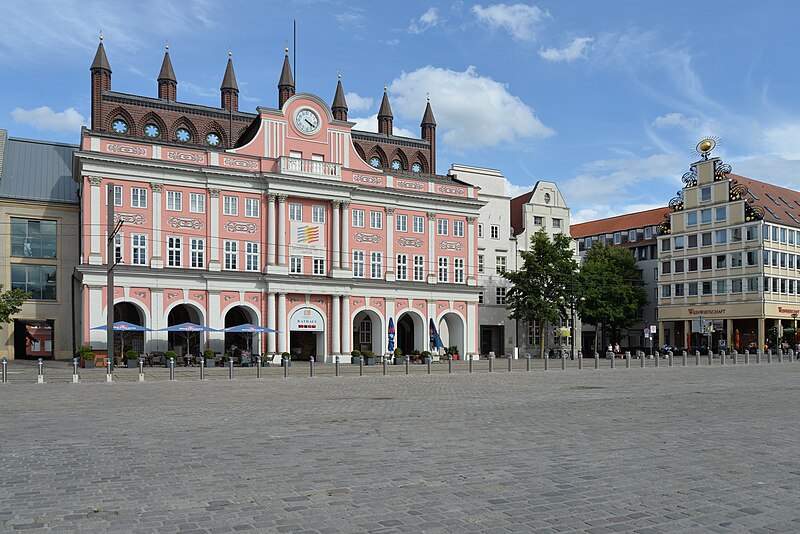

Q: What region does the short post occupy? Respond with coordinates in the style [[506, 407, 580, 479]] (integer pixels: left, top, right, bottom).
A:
[[561, 354, 566, 370], [732, 350, 737, 365], [283, 356, 289, 378], [695, 350, 700, 366], [789, 349, 795, 361], [594, 352, 599, 369], [107, 358, 114, 383], [138, 358, 145, 382], [489, 355, 494, 373], [199, 357, 205, 380], [682, 350, 687, 366], [625, 351, 631, 368], [655, 350, 660, 368], [169, 357, 175, 381], [577, 351, 582, 370], [335, 355, 341, 377], [707, 351, 712, 366], [527, 353, 532, 371], [778, 349, 783, 364], [469, 356, 473, 374], [745, 350, 750, 365], [256, 356, 262, 378], [756, 350, 761, 364], [310, 356, 315, 378], [767, 349, 772, 364], [640, 350, 645, 368], [509, 356, 514, 372], [543, 354, 548, 371], [72, 357, 80, 383], [449, 357, 453, 374], [426, 357, 431, 375], [609, 351, 615, 369], [229, 358, 234, 379], [383, 355, 388, 376], [720, 350, 726, 366], [359, 356, 364, 376], [37, 358, 44, 384], [405, 356, 410, 375], [1, 357, 6, 384], [668, 350, 673, 367]]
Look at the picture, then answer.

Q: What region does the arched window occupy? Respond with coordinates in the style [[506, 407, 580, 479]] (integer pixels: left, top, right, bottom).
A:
[[359, 316, 372, 344]]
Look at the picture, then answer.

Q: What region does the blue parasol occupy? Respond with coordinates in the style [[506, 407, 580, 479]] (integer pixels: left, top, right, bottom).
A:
[[429, 317, 444, 351], [387, 317, 395, 353]]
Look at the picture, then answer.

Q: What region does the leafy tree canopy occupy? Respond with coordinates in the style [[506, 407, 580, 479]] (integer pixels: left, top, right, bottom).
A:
[[0, 285, 29, 327]]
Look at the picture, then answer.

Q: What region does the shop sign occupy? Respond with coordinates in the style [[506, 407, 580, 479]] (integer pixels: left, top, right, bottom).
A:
[[289, 307, 325, 331], [688, 308, 725, 315], [777, 306, 800, 315]]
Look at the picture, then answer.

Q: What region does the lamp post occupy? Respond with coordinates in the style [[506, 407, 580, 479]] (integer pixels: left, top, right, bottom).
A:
[[792, 313, 798, 351]]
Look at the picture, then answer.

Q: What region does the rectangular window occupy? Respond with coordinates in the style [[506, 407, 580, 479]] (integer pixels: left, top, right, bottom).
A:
[[716, 254, 727, 269], [645, 227, 653, 240], [688, 234, 698, 248], [131, 187, 147, 208], [10, 218, 57, 259], [674, 283, 684, 297], [772, 226, 778, 241], [496, 287, 506, 305], [629, 229, 637, 242], [747, 250, 758, 266], [312, 205, 325, 223], [289, 202, 303, 222], [370, 211, 383, 230], [731, 252, 743, 267], [701, 186, 711, 202], [290, 256, 303, 274], [747, 277, 759, 292], [352, 209, 365, 228], [732, 279, 742, 293], [790, 230, 796, 245], [224, 240, 238, 270], [674, 259, 684, 273], [478, 292, 484, 304], [790, 279, 795, 295], [661, 285, 671, 298], [553, 218, 562, 229], [662, 261, 671, 274], [245, 242, 259, 271], [131, 234, 147, 265], [245, 198, 260, 218], [715, 229, 727, 244], [674, 236, 684, 250], [190, 238, 205, 268], [702, 281, 712, 295], [413, 255, 425, 281], [781, 227, 787, 244], [716, 280, 727, 294], [223, 196, 238, 216], [534, 216, 543, 226], [527, 323, 540, 346], [110, 185, 122, 206], [661, 238, 671, 251], [478, 223, 484, 237], [701, 209, 712, 224], [687, 211, 698, 226], [491, 225, 500, 239], [190, 192, 205, 213], [413, 216, 425, 234], [688, 282, 698, 296], [614, 232, 622, 244], [702, 256, 712, 270], [396, 254, 408, 280], [715, 206, 727, 221], [478, 254, 484, 273], [496, 255, 507, 274], [396, 214, 408, 232], [438, 257, 448, 282], [437, 218, 449, 236], [453, 220, 465, 237], [352, 250, 365, 277], [166, 190, 182, 211], [454, 258, 465, 283], [746, 225, 759, 240], [114, 233, 122, 264], [167, 236, 182, 267], [370, 251, 383, 279], [731, 227, 742, 242], [790, 254, 795, 269], [702, 232, 712, 246], [772, 251, 778, 267], [313, 258, 325, 275], [688, 258, 698, 272], [781, 252, 787, 268], [10, 264, 56, 300]]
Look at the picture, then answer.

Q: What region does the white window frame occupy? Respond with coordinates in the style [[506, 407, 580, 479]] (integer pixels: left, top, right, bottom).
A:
[[413, 255, 425, 281], [370, 210, 383, 230], [131, 234, 147, 265], [109, 185, 122, 206], [313, 258, 325, 275], [353, 250, 365, 277], [478, 223, 484, 238], [114, 233, 123, 264], [496, 255, 507, 274], [437, 218, 449, 236], [166, 190, 182, 211], [224, 240, 238, 270], [478, 254, 484, 273], [396, 214, 408, 232], [413, 216, 424, 234], [190, 238, 205, 268], [289, 202, 303, 222], [131, 187, 147, 209], [167, 236, 182, 267], [245, 242, 259, 271], [490, 224, 499, 239], [223, 195, 238, 216], [438, 256, 448, 282], [396, 253, 408, 280], [496, 286, 506, 305], [312, 205, 325, 223], [190, 192, 205, 213], [454, 257, 465, 283], [245, 198, 260, 218], [290, 256, 303, 274], [352, 209, 365, 228], [370, 251, 383, 279], [453, 220, 465, 238]]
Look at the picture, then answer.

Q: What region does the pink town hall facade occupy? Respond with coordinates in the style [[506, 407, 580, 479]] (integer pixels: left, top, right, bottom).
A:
[[74, 41, 482, 361]]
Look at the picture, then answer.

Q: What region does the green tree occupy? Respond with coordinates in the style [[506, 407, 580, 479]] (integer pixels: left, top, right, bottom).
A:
[[503, 229, 578, 357], [577, 242, 648, 350], [0, 285, 29, 326]]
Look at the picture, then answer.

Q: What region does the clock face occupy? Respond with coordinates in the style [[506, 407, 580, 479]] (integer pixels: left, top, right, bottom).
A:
[[544, 193, 551, 204], [294, 108, 320, 135]]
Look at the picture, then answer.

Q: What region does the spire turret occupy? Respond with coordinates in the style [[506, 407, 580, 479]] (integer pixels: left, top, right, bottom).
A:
[[420, 95, 436, 174], [377, 87, 393, 135], [332, 73, 348, 121], [220, 51, 239, 111], [90, 34, 112, 131], [158, 43, 177, 101], [278, 48, 295, 108]]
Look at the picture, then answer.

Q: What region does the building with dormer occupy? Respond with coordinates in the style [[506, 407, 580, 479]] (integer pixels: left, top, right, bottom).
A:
[[76, 39, 482, 361]]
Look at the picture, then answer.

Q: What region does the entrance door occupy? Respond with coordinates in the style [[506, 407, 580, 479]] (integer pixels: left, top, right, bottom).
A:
[[290, 331, 318, 361], [14, 319, 55, 360]]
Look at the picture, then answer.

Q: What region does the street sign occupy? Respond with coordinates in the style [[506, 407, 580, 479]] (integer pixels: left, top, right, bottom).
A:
[[650, 325, 657, 334]]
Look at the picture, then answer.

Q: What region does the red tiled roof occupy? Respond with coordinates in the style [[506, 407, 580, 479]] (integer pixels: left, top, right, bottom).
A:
[[570, 207, 671, 238], [729, 174, 800, 227], [510, 189, 534, 235]]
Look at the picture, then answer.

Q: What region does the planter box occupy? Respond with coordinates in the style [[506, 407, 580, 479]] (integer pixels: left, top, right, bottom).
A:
[[351, 356, 361, 365], [127, 359, 139, 369], [205, 359, 215, 368], [394, 357, 407, 365], [82, 359, 96, 369], [363, 357, 376, 366]]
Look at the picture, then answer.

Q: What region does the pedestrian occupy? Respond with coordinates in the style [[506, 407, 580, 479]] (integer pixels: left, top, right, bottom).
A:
[[614, 342, 620, 354]]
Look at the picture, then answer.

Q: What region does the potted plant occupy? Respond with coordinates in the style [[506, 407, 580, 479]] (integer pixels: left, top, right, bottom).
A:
[[164, 350, 178, 367], [203, 348, 216, 367], [393, 347, 406, 365], [81, 349, 96, 369], [125, 350, 139, 368], [351, 349, 361, 365], [281, 351, 291, 367], [421, 350, 432, 364], [362, 350, 376, 365]]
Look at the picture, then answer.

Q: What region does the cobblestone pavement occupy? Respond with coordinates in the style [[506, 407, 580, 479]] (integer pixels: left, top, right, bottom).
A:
[[2, 362, 800, 532]]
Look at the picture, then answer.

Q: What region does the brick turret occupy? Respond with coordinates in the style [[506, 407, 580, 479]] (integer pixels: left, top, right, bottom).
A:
[[421, 97, 436, 174], [377, 87, 393, 135], [90, 36, 112, 131], [220, 52, 239, 112], [157, 44, 177, 101], [278, 48, 295, 109], [331, 75, 348, 121]]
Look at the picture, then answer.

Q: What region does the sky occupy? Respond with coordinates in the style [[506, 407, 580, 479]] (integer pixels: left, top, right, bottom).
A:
[[2, 0, 800, 223]]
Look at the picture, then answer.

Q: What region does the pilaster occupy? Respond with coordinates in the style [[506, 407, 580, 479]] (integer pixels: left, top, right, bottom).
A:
[[150, 182, 164, 269], [208, 188, 221, 271]]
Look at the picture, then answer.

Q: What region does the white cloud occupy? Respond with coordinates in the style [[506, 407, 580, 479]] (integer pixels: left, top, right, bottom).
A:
[[344, 92, 373, 113], [538, 37, 593, 62], [389, 65, 554, 150], [760, 124, 800, 160], [471, 3, 549, 41], [382, 39, 400, 46], [349, 114, 416, 139], [408, 7, 439, 34], [11, 106, 86, 131], [503, 178, 532, 198], [336, 9, 365, 28], [652, 112, 700, 130]]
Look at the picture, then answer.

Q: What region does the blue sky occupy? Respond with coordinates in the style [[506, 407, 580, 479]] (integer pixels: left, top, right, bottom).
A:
[[2, 0, 799, 222]]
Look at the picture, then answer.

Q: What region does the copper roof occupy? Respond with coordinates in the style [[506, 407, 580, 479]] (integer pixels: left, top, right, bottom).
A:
[[571, 207, 670, 238]]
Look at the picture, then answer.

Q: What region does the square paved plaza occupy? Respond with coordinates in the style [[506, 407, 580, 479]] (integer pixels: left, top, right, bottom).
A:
[[2, 363, 800, 532]]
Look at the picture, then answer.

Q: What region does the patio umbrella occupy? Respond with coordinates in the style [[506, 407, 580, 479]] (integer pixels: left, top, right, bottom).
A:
[[429, 317, 444, 352], [160, 322, 216, 356], [222, 323, 279, 353], [91, 321, 152, 358], [387, 317, 395, 353]]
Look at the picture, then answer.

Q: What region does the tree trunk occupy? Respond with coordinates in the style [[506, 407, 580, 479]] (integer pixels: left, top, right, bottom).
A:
[[539, 319, 545, 359]]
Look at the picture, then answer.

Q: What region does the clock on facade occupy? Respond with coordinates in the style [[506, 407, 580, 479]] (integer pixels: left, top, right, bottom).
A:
[[293, 107, 321, 135]]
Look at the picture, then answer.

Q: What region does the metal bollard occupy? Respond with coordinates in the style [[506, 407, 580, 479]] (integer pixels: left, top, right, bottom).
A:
[[489, 355, 494, 373], [169, 357, 175, 381], [335, 355, 341, 377], [640, 350, 645, 368], [790, 349, 795, 361], [359, 356, 364, 376], [668, 351, 673, 367], [594, 352, 599, 369], [383, 356, 388, 376], [1, 357, 6, 383], [610, 351, 615, 369], [732, 350, 737, 365], [756, 350, 761, 364], [310, 356, 315, 377], [107, 358, 114, 383], [427, 357, 431, 375], [561, 355, 566, 370], [708, 351, 712, 366], [720, 350, 726, 366], [527, 353, 532, 371], [778, 350, 783, 364], [625, 351, 631, 368], [406, 356, 410, 375], [682, 350, 687, 366], [449, 357, 453, 374], [229, 358, 234, 379], [767, 349, 772, 364], [72, 357, 80, 383], [257, 357, 262, 378], [543, 355, 548, 371], [577, 351, 582, 370], [284, 356, 289, 378], [509, 356, 514, 372], [695, 351, 700, 366], [138, 358, 145, 382], [745, 350, 750, 365], [199, 357, 205, 380], [469, 356, 473, 373], [655, 351, 660, 368], [37, 358, 44, 384]]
